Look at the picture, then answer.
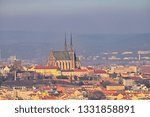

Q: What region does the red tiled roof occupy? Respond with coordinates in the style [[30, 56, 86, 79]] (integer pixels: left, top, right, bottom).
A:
[[101, 90, 117, 94], [130, 76, 142, 79], [74, 69, 88, 72], [94, 69, 107, 74], [87, 67, 94, 70], [141, 66, 150, 74], [35, 65, 58, 69], [57, 86, 65, 92], [142, 74, 150, 78]]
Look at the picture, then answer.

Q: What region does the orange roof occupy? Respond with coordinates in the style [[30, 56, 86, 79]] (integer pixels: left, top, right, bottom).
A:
[[57, 86, 65, 92], [35, 65, 58, 69], [74, 69, 88, 72], [94, 69, 107, 74], [101, 90, 117, 94], [87, 67, 94, 70]]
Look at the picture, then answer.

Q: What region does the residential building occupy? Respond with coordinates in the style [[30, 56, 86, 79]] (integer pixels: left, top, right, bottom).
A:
[[34, 65, 61, 76], [106, 84, 125, 91], [122, 77, 134, 87]]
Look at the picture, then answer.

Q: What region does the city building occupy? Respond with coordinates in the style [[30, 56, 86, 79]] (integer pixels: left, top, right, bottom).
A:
[[122, 77, 134, 87], [74, 68, 88, 77], [61, 70, 74, 76], [106, 84, 125, 91], [0, 65, 10, 76], [140, 65, 150, 78], [110, 65, 137, 74], [47, 33, 81, 70], [94, 69, 108, 78], [34, 65, 61, 76], [132, 84, 148, 91]]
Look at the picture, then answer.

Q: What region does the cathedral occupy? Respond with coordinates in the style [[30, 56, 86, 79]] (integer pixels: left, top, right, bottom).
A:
[[47, 33, 81, 70]]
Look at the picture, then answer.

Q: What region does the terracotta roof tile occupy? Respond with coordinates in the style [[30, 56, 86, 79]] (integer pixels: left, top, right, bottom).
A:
[[94, 69, 107, 74], [74, 69, 88, 72], [35, 65, 58, 69]]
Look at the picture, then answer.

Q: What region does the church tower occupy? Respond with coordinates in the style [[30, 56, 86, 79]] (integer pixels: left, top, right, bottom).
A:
[[69, 32, 75, 69], [47, 32, 80, 71], [70, 32, 73, 51], [64, 32, 68, 51]]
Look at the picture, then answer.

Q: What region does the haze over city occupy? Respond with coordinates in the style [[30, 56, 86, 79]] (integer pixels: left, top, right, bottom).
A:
[[0, 0, 150, 100], [0, 0, 150, 33], [0, 0, 150, 60]]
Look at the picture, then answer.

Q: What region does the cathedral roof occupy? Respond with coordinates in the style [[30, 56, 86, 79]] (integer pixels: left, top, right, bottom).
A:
[[53, 51, 71, 60]]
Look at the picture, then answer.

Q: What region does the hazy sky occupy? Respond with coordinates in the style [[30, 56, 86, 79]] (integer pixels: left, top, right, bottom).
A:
[[0, 0, 150, 33]]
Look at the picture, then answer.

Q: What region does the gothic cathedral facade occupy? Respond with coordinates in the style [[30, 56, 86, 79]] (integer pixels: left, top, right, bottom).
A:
[[47, 33, 81, 70]]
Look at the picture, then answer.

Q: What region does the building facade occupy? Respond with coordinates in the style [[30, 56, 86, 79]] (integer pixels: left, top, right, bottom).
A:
[[106, 85, 125, 91], [34, 65, 61, 76], [122, 77, 134, 87], [47, 33, 81, 70]]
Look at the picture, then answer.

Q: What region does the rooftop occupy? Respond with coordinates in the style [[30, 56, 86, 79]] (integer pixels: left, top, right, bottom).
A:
[[94, 69, 107, 74], [35, 65, 58, 69], [53, 51, 71, 60]]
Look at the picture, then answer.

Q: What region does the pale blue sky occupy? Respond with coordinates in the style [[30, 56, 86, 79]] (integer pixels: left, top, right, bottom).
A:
[[0, 0, 150, 33]]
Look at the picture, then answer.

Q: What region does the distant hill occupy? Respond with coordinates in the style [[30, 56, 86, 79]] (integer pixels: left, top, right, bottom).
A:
[[75, 33, 150, 55], [0, 31, 150, 59]]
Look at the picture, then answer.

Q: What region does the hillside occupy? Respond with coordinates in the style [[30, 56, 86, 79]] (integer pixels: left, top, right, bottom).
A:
[[0, 31, 150, 59]]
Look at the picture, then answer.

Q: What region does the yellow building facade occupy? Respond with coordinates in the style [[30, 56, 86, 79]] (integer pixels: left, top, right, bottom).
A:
[[34, 66, 61, 76], [106, 85, 125, 91]]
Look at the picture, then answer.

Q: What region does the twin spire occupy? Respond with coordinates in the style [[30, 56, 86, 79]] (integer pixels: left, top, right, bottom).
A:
[[64, 32, 73, 51]]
